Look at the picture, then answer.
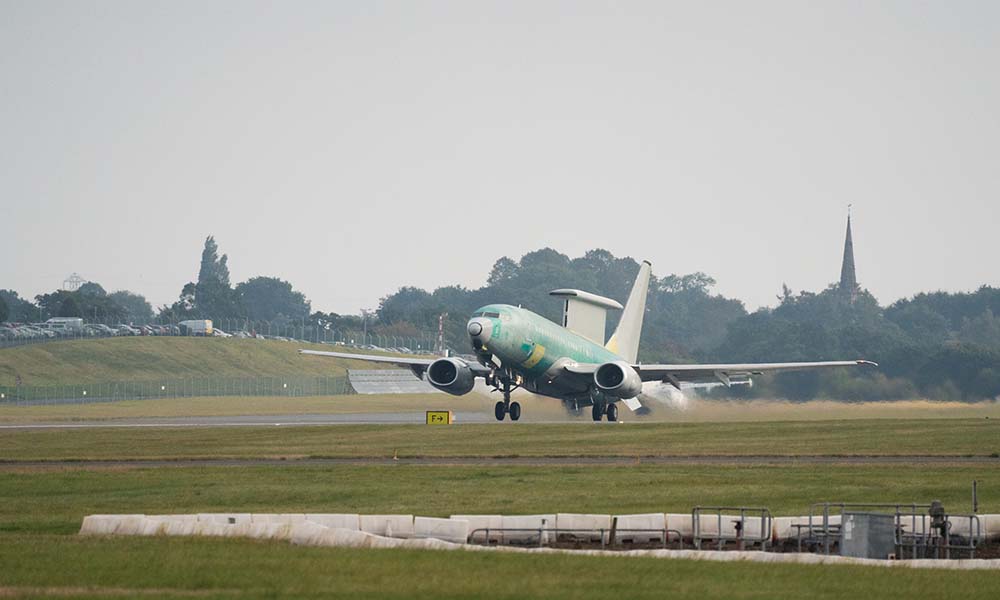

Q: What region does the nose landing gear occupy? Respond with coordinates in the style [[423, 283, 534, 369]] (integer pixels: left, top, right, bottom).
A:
[[492, 371, 522, 422]]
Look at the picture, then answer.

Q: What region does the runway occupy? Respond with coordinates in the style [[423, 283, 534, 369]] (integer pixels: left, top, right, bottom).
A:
[[0, 411, 497, 429]]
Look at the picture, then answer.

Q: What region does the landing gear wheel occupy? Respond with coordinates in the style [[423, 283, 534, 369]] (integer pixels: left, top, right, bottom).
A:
[[606, 403, 618, 422], [509, 402, 521, 421], [494, 401, 507, 421], [592, 403, 604, 422]]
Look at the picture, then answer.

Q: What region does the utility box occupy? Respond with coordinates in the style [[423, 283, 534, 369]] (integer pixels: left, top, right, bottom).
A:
[[841, 512, 896, 559]]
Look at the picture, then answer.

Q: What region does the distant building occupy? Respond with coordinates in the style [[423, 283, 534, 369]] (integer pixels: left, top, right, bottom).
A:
[[839, 210, 859, 303]]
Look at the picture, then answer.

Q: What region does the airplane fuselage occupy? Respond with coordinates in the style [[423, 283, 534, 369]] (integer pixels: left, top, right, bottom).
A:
[[466, 304, 621, 404]]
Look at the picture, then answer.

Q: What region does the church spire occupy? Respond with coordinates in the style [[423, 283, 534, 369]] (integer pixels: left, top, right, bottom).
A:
[[839, 206, 858, 302]]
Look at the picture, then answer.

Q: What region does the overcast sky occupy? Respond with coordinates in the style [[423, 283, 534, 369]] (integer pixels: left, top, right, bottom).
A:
[[2, 1, 998, 314]]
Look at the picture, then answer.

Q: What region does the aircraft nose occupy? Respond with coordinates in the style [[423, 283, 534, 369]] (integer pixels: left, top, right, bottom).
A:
[[467, 318, 491, 343]]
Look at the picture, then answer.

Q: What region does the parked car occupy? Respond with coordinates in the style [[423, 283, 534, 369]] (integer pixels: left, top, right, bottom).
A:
[[178, 320, 213, 336]]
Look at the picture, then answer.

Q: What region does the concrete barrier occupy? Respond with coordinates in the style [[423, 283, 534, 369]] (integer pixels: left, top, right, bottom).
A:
[[251, 514, 306, 525], [328, 528, 378, 548], [981, 515, 1000, 540], [197, 513, 252, 526], [164, 517, 199, 536], [305, 514, 361, 530], [451, 515, 502, 543], [612, 513, 667, 543], [192, 521, 230, 537], [360, 515, 414, 538], [246, 522, 294, 540], [666, 514, 692, 538], [290, 521, 333, 546], [138, 517, 169, 536], [772, 517, 797, 542], [500, 515, 556, 544], [79, 515, 122, 535], [555, 513, 612, 542], [414, 517, 468, 544]]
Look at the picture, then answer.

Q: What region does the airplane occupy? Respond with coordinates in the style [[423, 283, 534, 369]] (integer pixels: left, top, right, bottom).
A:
[[301, 261, 877, 421]]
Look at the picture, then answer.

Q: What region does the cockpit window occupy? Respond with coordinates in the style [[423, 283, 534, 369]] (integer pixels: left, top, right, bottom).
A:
[[483, 311, 501, 318]]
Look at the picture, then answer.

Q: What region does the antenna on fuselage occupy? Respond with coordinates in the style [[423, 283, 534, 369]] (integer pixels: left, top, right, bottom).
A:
[[548, 289, 623, 345]]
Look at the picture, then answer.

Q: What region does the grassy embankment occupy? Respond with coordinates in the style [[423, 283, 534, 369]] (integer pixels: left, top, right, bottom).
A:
[[0, 336, 406, 386]]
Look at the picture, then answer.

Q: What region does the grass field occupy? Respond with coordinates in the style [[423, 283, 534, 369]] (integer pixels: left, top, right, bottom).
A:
[[2, 420, 1000, 597], [4, 536, 997, 600], [3, 463, 997, 535], [0, 337, 412, 386], [2, 419, 998, 460]]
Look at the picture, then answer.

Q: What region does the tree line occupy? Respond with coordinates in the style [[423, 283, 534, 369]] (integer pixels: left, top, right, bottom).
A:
[[3, 239, 998, 401], [373, 248, 1000, 402]]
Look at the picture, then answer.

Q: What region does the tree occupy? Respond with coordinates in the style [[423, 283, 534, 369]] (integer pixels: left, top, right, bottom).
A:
[[958, 309, 1000, 351], [487, 257, 518, 286], [77, 282, 107, 298], [109, 291, 153, 321], [163, 236, 242, 319], [58, 295, 82, 317], [236, 277, 310, 321], [35, 287, 126, 322], [0, 295, 8, 323], [198, 236, 231, 287], [0, 290, 36, 322], [194, 236, 241, 318]]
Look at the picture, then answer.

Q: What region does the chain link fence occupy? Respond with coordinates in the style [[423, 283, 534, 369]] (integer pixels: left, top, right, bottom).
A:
[[0, 375, 353, 406], [0, 317, 440, 353]]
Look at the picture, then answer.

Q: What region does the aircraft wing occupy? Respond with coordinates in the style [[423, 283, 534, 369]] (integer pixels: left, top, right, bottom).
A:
[[299, 349, 437, 377], [566, 359, 877, 388], [299, 349, 492, 378]]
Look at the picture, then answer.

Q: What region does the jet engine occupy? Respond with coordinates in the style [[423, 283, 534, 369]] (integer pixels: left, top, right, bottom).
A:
[[426, 357, 476, 395], [594, 360, 643, 399]]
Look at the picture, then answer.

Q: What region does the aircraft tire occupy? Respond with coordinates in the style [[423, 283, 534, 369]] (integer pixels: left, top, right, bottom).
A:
[[494, 401, 507, 421], [606, 403, 618, 422], [509, 402, 521, 421], [591, 403, 604, 422]]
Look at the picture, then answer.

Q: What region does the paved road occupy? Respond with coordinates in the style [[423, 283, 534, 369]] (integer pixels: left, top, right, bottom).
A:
[[2, 455, 996, 469]]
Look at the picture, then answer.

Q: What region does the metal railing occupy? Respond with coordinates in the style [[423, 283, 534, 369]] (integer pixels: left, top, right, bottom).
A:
[[797, 502, 982, 559], [692, 506, 773, 551], [468, 527, 685, 550], [0, 375, 353, 406]]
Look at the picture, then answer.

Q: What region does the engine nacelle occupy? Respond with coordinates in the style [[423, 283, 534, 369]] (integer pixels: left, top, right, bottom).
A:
[[426, 357, 476, 396], [594, 360, 643, 399]]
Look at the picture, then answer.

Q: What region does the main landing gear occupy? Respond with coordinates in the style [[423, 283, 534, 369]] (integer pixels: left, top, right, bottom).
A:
[[591, 402, 618, 422], [492, 372, 521, 422]]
